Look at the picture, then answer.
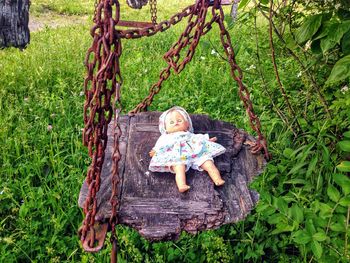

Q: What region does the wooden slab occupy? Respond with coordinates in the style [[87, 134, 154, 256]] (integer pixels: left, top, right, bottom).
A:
[[78, 112, 266, 241]]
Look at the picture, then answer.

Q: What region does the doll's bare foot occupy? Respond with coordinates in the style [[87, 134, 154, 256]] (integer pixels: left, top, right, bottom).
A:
[[214, 179, 225, 186], [200, 160, 225, 187], [178, 185, 191, 193]]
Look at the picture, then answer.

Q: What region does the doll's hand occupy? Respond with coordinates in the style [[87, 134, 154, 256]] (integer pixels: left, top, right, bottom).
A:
[[149, 149, 156, 157], [209, 137, 217, 142]]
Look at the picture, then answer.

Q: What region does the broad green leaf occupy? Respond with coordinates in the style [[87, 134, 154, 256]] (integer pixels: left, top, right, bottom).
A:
[[344, 131, 350, 139], [319, 203, 333, 218], [19, 204, 28, 218], [276, 197, 288, 214], [313, 232, 327, 242], [336, 161, 350, 172], [306, 156, 318, 178], [342, 30, 350, 55], [293, 230, 312, 245], [327, 185, 341, 202], [330, 222, 345, 232], [338, 140, 350, 152], [238, 0, 250, 9], [320, 37, 337, 53], [255, 203, 269, 213], [339, 196, 350, 206], [260, 0, 269, 4], [311, 240, 323, 259], [306, 219, 316, 235], [334, 173, 350, 195], [291, 204, 304, 223], [326, 55, 350, 84], [320, 21, 350, 53], [271, 224, 294, 235], [295, 15, 323, 44], [267, 213, 285, 225]]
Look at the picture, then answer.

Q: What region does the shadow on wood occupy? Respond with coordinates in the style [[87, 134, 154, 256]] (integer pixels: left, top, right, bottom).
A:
[[78, 112, 266, 241], [0, 0, 30, 49]]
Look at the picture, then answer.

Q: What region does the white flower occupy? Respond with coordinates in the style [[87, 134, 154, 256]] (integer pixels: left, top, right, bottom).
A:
[[200, 56, 206, 60], [246, 64, 256, 71], [211, 49, 218, 55], [304, 40, 312, 51], [79, 91, 84, 96], [297, 71, 302, 78], [47, 125, 53, 132], [24, 97, 29, 102], [341, 85, 349, 94], [335, 3, 341, 9]]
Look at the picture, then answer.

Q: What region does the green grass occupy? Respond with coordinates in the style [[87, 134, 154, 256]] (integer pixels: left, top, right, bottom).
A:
[[1, 0, 350, 262]]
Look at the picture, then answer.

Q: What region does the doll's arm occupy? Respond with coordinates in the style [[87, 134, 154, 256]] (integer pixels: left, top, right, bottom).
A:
[[149, 149, 156, 157], [149, 135, 168, 157], [198, 133, 217, 142]]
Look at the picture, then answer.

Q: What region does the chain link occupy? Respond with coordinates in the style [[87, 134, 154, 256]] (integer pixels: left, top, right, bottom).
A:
[[129, 0, 218, 114], [149, 0, 157, 24], [81, 0, 122, 255], [212, 1, 270, 160], [118, 4, 195, 39]]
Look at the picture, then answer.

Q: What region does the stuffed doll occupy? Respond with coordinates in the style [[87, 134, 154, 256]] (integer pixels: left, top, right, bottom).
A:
[[149, 106, 226, 192]]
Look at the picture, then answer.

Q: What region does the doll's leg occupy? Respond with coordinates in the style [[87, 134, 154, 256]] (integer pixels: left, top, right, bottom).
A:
[[172, 164, 190, 192], [200, 160, 225, 186]]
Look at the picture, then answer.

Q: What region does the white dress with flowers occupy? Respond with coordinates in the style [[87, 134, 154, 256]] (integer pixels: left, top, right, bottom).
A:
[[149, 131, 226, 173]]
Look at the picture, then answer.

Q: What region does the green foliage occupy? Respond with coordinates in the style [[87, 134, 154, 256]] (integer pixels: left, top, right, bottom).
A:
[[327, 55, 350, 84], [1, 0, 350, 262]]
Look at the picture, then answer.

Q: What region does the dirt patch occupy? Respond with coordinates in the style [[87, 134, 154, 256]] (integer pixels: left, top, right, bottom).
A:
[[29, 13, 89, 32]]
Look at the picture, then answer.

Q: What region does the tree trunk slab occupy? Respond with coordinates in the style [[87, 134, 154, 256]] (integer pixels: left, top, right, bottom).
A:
[[0, 0, 30, 48], [78, 112, 266, 241]]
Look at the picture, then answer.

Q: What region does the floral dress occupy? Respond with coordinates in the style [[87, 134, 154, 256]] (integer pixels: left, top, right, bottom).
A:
[[149, 131, 226, 173]]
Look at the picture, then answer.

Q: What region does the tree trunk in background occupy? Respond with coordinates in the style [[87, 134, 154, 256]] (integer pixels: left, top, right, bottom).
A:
[[0, 0, 30, 49]]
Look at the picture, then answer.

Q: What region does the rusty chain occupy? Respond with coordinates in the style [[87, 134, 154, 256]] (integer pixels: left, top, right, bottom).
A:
[[81, 0, 269, 261], [81, 0, 122, 260], [149, 0, 157, 24], [212, 0, 270, 160], [129, 0, 220, 114], [117, 4, 195, 39]]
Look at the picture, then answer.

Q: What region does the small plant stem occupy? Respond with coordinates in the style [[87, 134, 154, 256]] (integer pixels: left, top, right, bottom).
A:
[[345, 206, 350, 258], [258, 3, 332, 119], [253, 13, 298, 137], [326, 203, 339, 235], [268, 0, 303, 133]]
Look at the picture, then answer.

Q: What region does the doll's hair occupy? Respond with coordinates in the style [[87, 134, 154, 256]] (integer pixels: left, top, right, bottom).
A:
[[159, 106, 193, 134]]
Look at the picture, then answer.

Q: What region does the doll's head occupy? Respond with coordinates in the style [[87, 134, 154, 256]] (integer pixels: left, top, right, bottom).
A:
[[159, 106, 193, 134]]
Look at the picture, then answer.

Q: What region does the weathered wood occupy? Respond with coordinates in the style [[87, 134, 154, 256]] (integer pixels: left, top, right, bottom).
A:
[[0, 0, 30, 48], [78, 112, 266, 241]]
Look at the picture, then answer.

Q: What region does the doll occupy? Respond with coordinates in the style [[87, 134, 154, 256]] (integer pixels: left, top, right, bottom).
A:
[[149, 106, 226, 193]]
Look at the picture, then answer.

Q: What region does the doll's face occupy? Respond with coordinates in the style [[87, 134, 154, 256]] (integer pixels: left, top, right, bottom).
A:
[[165, 110, 189, 134]]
